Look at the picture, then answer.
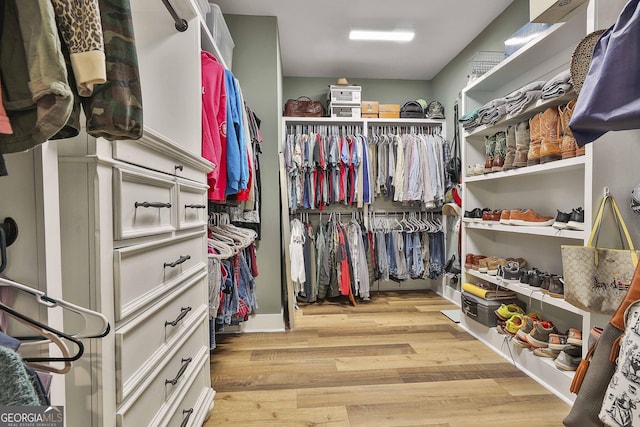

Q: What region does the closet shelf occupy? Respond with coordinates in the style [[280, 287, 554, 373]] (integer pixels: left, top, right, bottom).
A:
[[464, 92, 576, 139], [464, 222, 585, 240], [198, 9, 229, 69], [465, 155, 585, 183], [465, 7, 586, 94], [466, 269, 584, 315], [284, 117, 445, 125]]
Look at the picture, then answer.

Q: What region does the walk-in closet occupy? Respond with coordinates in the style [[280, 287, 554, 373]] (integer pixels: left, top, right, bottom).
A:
[[1, 0, 640, 426]]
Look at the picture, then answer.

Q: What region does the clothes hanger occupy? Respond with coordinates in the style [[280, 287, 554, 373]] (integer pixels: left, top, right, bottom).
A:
[[11, 314, 72, 374], [0, 276, 110, 339], [0, 300, 83, 371]]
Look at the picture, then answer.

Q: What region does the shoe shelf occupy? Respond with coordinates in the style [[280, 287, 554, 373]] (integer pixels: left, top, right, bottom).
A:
[[463, 221, 585, 240], [465, 92, 577, 139], [466, 269, 583, 315], [465, 152, 585, 183], [459, 314, 575, 404]]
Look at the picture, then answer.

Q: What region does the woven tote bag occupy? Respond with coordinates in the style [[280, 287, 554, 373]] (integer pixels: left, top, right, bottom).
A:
[[561, 195, 640, 314]]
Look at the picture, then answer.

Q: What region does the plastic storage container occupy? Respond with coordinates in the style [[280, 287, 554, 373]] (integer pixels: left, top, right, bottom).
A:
[[461, 292, 525, 327], [206, 3, 235, 68]]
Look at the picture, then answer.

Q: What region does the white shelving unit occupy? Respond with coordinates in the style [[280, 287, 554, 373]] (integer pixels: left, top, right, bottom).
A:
[[458, 0, 637, 405]]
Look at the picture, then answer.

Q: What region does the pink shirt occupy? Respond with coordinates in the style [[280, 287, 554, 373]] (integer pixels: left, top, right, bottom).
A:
[[201, 51, 227, 201], [0, 84, 13, 135]]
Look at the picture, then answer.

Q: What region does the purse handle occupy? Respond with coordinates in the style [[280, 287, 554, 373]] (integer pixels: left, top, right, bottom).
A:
[[588, 195, 638, 267]]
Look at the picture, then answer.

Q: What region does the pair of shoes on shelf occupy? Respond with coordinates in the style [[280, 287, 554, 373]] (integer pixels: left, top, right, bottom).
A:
[[495, 303, 524, 321], [481, 209, 503, 223], [484, 132, 507, 173], [511, 313, 542, 348], [497, 313, 525, 336], [554, 344, 582, 371], [478, 257, 507, 276], [464, 254, 487, 270], [540, 274, 564, 297], [464, 208, 490, 222], [509, 209, 554, 226], [467, 163, 486, 177], [520, 268, 543, 287], [497, 258, 528, 281], [552, 207, 585, 230]]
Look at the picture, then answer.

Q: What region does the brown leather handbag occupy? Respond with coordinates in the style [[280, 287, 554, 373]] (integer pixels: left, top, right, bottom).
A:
[[283, 96, 325, 117]]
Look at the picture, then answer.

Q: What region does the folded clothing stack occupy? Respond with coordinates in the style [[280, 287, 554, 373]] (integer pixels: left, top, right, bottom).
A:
[[505, 81, 546, 116], [541, 69, 572, 100]]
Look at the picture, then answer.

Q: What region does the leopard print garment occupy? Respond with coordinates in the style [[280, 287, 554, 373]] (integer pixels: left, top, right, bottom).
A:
[[51, 0, 104, 54]]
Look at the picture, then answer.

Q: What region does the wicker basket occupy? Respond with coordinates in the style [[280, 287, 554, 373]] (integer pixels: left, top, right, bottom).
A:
[[468, 51, 505, 76]]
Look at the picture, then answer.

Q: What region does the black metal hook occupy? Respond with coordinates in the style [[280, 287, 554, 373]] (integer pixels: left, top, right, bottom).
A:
[[0, 217, 18, 247]]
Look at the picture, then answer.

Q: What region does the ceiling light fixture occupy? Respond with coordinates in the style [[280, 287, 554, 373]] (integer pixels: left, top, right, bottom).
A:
[[349, 30, 415, 42]]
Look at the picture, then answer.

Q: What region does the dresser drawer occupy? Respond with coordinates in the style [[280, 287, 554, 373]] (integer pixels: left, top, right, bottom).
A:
[[114, 230, 206, 320], [115, 273, 208, 403], [177, 180, 208, 230], [116, 321, 209, 427], [163, 363, 214, 427], [113, 166, 176, 240], [112, 138, 207, 183]]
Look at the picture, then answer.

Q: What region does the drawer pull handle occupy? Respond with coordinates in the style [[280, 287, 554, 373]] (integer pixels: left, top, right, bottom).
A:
[[134, 201, 171, 209], [184, 204, 206, 209], [180, 408, 193, 427], [175, 164, 184, 172], [164, 255, 191, 268], [165, 357, 192, 386], [165, 306, 192, 327]]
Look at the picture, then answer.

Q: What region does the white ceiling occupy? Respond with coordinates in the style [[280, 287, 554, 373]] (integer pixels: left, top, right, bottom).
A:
[[215, 0, 514, 80]]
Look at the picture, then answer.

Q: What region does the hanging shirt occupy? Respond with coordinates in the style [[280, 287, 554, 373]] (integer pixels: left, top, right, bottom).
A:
[[224, 71, 248, 195], [201, 51, 228, 201]]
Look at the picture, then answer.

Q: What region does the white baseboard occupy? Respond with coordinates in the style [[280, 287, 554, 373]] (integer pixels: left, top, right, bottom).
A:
[[222, 311, 286, 333]]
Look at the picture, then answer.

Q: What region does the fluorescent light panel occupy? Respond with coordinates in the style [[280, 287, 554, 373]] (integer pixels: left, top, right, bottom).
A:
[[349, 30, 414, 42]]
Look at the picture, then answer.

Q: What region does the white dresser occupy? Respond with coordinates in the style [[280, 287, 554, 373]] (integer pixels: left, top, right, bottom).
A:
[[56, 0, 216, 425]]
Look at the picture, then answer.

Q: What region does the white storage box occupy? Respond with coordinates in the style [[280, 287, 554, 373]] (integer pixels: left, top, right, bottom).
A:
[[329, 105, 361, 119], [206, 3, 235, 68], [328, 85, 362, 105]]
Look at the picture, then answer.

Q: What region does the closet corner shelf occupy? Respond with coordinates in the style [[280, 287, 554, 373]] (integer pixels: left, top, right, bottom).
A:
[[464, 8, 585, 94], [464, 222, 585, 240], [464, 92, 577, 139], [465, 269, 584, 315], [465, 155, 585, 183]]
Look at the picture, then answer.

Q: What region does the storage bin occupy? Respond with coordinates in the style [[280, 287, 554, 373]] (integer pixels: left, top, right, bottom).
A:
[[461, 292, 525, 327], [329, 105, 361, 119], [328, 85, 361, 105], [206, 3, 235, 68], [378, 104, 400, 119], [361, 101, 379, 115], [468, 51, 505, 77]]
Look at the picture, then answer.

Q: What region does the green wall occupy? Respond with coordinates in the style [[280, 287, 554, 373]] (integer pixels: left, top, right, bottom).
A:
[[225, 15, 282, 315], [432, 1, 529, 139], [284, 77, 433, 109]]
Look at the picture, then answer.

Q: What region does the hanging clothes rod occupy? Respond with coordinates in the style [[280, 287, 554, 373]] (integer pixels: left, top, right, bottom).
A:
[[161, 0, 188, 32]]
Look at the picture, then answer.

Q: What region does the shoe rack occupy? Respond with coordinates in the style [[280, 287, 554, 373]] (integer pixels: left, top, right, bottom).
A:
[[458, 0, 640, 405]]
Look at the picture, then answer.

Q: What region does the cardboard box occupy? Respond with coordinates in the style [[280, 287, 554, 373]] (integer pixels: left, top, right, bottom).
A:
[[378, 104, 400, 119], [361, 101, 379, 114], [361, 113, 379, 118], [530, 0, 587, 23]]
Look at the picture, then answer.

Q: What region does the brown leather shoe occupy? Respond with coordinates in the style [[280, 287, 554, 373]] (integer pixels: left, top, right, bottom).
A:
[[499, 209, 511, 224], [539, 106, 562, 163], [510, 209, 554, 226], [482, 209, 502, 223], [513, 121, 530, 168], [471, 255, 487, 270], [527, 113, 542, 166]]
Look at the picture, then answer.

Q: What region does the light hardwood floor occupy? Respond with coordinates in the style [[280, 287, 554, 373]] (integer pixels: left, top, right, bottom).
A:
[[205, 290, 570, 426]]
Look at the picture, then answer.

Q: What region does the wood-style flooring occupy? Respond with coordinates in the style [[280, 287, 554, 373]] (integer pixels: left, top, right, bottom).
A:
[[205, 290, 570, 426]]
